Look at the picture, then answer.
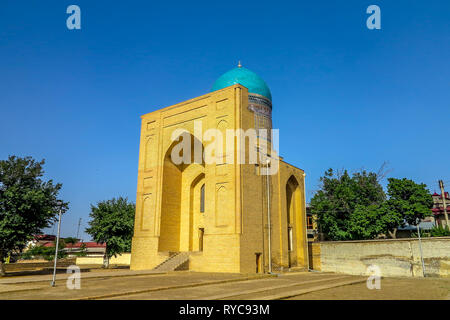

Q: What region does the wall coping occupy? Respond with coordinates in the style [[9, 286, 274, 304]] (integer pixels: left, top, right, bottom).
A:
[[313, 236, 450, 245]]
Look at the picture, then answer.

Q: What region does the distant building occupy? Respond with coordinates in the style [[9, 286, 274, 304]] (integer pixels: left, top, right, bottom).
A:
[[60, 242, 106, 257], [306, 204, 318, 241], [26, 234, 106, 257], [396, 221, 435, 238], [26, 234, 56, 248], [431, 192, 450, 227]]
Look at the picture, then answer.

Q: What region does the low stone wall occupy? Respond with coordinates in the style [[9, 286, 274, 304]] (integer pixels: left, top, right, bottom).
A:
[[76, 253, 131, 266], [4, 259, 76, 272], [308, 237, 450, 278]]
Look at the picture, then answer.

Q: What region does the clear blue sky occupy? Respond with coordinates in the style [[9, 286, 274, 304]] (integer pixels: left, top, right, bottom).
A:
[[1, 1, 449, 241]]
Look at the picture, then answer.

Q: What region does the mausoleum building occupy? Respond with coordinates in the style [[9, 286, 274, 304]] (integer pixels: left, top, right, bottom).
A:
[[130, 64, 308, 273]]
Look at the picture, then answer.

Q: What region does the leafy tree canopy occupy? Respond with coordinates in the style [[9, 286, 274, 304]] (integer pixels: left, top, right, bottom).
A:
[[22, 241, 67, 261], [311, 168, 385, 240], [64, 237, 79, 246], [85, 197, 135, 267], [385, 178, 433, 226], [0, 155, 68, 275], [311, 169, 433, 240]]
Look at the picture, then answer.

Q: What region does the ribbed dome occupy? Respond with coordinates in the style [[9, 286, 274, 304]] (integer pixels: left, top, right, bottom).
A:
[[211, 66, 272, 101]]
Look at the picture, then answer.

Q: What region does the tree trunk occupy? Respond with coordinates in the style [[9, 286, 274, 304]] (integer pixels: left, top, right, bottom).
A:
[[0, 252, 5, 277], [103, 254, 109, 269], [388, 228, 397, 239]]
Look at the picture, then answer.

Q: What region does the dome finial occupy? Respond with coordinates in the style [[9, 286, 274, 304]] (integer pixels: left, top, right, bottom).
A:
[[238, 60, 242, 68]]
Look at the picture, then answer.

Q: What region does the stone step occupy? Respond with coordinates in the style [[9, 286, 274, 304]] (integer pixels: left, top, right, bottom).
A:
[[153, 252, 190, 272]]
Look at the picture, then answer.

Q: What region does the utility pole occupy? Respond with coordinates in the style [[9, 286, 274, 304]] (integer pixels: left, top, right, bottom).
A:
[[76, 218, 82, 240], [438, 180, 449, 227]]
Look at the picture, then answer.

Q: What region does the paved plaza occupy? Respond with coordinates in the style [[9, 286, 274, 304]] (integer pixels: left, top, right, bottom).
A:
[[0, 269, 448, 300]]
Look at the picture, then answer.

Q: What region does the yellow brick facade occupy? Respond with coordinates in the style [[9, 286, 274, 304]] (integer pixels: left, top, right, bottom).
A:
[[130, 84, 308, 273]]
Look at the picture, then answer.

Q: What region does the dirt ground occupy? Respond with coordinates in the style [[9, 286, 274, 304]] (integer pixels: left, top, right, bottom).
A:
[[287, 276, 450, 300]]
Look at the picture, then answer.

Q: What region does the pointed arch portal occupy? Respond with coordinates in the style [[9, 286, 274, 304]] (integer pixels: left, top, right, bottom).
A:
[[158, 132, 206, 252], [286, 175, 301, 267]]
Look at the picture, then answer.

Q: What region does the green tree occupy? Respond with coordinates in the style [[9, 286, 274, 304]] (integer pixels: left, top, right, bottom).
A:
[[311, 168, 386, 240], [347, 202, 405, 239], [22, 240, 67, 261], [64, 237, 79, 245], [0, 156, 68, 276], [384, 178, 433, 238], [311, 169, 434, 240], [85, 197, 135, 268]]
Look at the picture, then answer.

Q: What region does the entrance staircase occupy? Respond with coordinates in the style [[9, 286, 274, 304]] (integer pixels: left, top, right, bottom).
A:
[[153, 252, 190, 272]]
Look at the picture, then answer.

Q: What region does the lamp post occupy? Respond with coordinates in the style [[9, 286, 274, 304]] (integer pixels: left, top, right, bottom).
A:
[[416, 218, 426, 277], [265, 159, 272, 274], [51, 200, 64, 287]]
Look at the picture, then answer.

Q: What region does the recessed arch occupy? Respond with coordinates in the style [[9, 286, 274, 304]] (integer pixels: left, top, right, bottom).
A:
[[286, 175, 300, 267], [158, 132, 205, 252], [189, 173, 205, 251]]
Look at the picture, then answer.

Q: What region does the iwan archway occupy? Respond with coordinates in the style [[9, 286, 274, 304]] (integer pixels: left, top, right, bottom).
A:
[[158, 132, 205, 253]]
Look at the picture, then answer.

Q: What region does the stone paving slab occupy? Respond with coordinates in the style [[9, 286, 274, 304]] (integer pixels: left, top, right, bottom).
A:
[[80, 274, 273, 300], [1, 271, 445, 300], [0, 284, 43, 294], [0, 272, 270, 300], [105, 273, 356, 300], [203, 275, 350, 300], [0, 269, 165, 285], [244, 278, 367, 300]]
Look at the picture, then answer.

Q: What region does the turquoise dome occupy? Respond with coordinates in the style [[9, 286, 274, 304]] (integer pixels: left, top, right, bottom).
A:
[[211, 66, 272, 101]]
